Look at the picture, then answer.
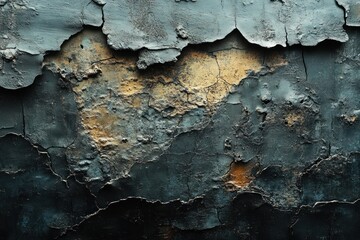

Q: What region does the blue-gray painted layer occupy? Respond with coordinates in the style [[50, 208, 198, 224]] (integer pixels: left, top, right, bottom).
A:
[[0, 1, 359, 239], [0, 0, 353, 88]]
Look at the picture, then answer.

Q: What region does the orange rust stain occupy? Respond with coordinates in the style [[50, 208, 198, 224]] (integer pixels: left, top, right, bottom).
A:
[[226, 162, 255, 189]]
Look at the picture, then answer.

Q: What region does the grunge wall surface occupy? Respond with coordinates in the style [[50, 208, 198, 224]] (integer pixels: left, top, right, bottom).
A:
[[1, 0, 360, 239]]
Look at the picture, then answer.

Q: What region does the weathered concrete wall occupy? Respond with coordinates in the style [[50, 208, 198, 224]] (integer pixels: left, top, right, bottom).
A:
[[1, 0, 360, 239]]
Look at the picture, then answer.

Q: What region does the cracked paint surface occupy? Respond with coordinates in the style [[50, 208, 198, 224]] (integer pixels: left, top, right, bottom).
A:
[[0, 0, 354, 89], [0, 1, 360, 239], [44, 29, 284, 177], [0, 0, 102, 89], [337, 0, 360, 26]]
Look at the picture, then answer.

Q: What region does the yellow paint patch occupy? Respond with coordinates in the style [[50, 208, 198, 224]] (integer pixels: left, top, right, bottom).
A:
[[130, 96, 143, 109], [285, 112, 304, 127], [118, 78, 145, 96], [177, 50, 219, 90], [149, 82, 193, 114], [214, 49, 263, 85], [44, 29, 265, 117], [206, 79, 230, 106], [44, 29, 283, 175], [81, 105, 123, 149]]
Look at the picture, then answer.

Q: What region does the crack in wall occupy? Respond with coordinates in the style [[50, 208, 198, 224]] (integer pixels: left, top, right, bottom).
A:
[[43, 28, 287, 178], [0, 0, 357, 89], [1, 2, 360, 239]]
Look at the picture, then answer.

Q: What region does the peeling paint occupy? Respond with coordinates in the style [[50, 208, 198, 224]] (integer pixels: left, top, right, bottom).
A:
[[0, 0, 354, 90], [44, 28, 285, 176], [337, 0, 360, 26], [103, 0, 349, 54], [1, 1, 360, 239], [0, 0, 103, 89]]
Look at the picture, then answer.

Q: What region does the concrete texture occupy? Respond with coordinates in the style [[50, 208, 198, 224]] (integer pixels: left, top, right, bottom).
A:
[[0, 1, 360, 239]]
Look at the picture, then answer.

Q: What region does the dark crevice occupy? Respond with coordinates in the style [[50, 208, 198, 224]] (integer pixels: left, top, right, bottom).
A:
[[100, 4, 105, 28], [21, 98, 25, 136], [335, 0, 348, 27], [284, 26, 289, 46], [301, 49, 308, 82]]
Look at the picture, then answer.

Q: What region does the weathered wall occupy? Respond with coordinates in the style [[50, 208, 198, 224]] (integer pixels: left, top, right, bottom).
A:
[[1, 0, 360, 239]]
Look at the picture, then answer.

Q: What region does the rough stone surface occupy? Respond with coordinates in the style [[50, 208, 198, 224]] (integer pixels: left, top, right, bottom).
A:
[[104, 0, 348, 66], [337, 0, 360, 26], [0, 0, 102, 89], [0, 0, 352, 88], [1, 2, 360, 239]]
